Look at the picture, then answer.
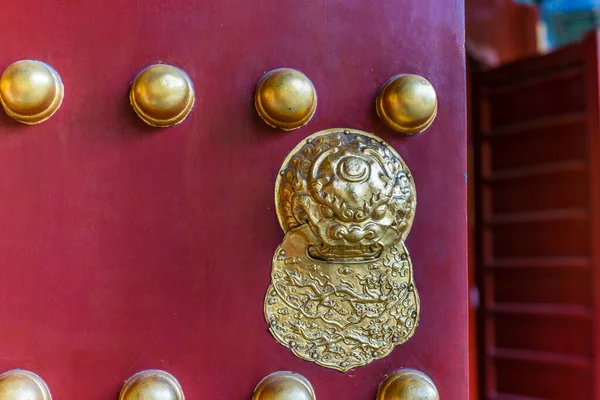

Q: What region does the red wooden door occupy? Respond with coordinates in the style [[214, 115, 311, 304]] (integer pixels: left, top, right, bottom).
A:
[[0, 1, 468, 398], [472, 34, 600, 399]]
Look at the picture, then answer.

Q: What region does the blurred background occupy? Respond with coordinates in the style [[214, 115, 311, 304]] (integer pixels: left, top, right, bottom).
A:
[[467, 1, 600, 398]]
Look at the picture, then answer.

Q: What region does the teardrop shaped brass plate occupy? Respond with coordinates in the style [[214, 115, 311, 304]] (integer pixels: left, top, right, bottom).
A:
[[264, 128, 420, 372]]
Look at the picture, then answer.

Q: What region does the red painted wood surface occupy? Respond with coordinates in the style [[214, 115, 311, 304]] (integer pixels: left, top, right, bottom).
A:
[[473, 33, 600, 399], [467, 57, 481, 400], [466, 0, 538, 67], [0, 1, 468, 398]]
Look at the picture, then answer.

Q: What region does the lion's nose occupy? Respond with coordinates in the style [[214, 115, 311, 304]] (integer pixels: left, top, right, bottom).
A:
[[344, 225, 378, 242], [343, 226, 366, 242], [328, 223, 379, 243]]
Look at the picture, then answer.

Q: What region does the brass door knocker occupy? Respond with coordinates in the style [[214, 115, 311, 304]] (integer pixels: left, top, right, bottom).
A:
[[264, 128, 420, 371]]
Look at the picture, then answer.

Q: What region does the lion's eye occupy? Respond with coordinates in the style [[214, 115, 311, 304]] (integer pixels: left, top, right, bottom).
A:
[[321, 206, 334, 219], [372, 205, 387, 220]]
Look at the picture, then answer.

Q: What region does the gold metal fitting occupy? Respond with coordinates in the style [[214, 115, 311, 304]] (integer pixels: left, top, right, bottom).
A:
[[266, 128, 419, 371], [119, 370, 184, 400], [0, 60, 64, 124], [130, 64, 195, 127], [376, 369, 439, 400], [252, 372, 316, 400], [0, 370, 52, 400], [376, 74, 437, 135], [254, 68, 317, 131]]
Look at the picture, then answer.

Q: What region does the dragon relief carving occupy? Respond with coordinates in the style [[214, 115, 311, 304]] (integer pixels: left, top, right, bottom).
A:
[[265, 128, 419, 372]]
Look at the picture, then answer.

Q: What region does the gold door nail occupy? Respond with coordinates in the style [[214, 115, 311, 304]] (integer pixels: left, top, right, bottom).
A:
[[0, 370, 52, 400], [254, 68, 317, 130], [130, 64, 195, 127], [0, 60, 64, 124], [376, 74, 437, 135], [377, 369, 439, 400], [252, 371, 315, 400], [119, 370, 184, 400]]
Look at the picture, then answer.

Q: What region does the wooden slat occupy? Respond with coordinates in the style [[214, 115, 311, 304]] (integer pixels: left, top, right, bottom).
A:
[[482, 160, 587, 181], [485, 66, 583, 94], [487, 392, 547, 400], [487, 303, 593, 318], [480, 41, 583, 85], [482, 111, 586, 138], [484, 257, 590, 269], [484, 209, 588, 225], [488, 347, 592, 369]]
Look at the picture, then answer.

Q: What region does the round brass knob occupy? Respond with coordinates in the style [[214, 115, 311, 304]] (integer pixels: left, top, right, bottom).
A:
[[0, 60, 64, 124], [130, 64, 195, 127], [252, 371, 315, 400], [0, 370, 52, 400], [254, 68, 317, 131], [376, 74, 437, 135], [377, 369, 439, 400], [119, 370, 184, 400]]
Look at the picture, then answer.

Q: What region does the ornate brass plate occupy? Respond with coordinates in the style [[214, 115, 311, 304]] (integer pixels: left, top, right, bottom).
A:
[[264, 128, 420, 372]]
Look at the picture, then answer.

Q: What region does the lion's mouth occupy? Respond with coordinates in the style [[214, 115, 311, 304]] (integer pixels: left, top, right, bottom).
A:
[[308, 243, 383, 262]]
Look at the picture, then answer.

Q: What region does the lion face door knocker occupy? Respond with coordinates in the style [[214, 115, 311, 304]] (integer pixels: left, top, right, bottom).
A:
[[264, 128, 419, 372]]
